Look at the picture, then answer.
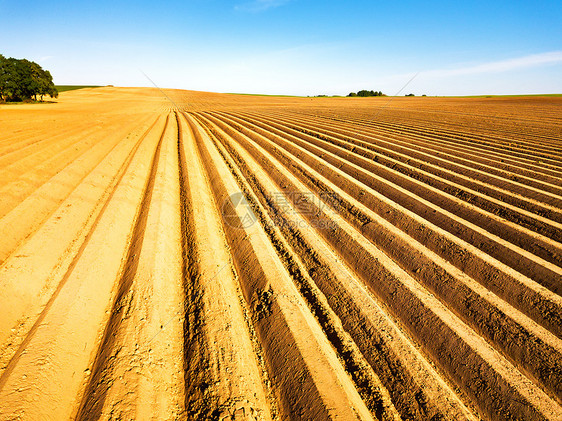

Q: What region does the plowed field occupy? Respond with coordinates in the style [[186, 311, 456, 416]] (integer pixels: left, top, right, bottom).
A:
[[1, 87, 561, 420]]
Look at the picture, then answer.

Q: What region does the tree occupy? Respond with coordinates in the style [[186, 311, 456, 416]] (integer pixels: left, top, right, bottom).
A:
[[0, 55, 58, 102], [0, 54, 6, 100], [0, 55, 15, 101], [29, 61, 57, 100], [348, 90, 385, 97]]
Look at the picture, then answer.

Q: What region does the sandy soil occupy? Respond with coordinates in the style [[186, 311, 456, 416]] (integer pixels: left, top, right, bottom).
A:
[[0, 87, 561, 420]]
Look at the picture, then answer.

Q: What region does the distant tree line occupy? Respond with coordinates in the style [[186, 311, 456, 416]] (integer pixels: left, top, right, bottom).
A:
[[348, 90, 385, 97], [0, 55, 58, 102]]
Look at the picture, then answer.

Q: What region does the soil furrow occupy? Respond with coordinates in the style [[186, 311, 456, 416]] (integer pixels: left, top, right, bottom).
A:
[[205, 112, 562, 336], [201, 112, 562, 405], [0, 115, 162, 377], [258, 110, 562, 180], [193, 113, 476, 420], [188, 113, 375, 419], [177, 112, 275, 420], [234, 110, 562, 225], [0, 110, 167, 420], [298, 110, 562, 162], [195, 112, 562, 420], [76, 114, 169, 418], [2, 88, 560, 420], [239, 111, 562, 209], [220, 112, 562, 268]]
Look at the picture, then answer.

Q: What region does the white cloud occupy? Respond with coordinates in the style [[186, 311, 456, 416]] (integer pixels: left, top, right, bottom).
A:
[[235, 0, 291, 13], [421, 51, 562, 78]]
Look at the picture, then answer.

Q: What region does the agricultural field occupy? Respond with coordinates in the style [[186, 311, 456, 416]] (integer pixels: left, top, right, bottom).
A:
[[0, 87, 561, 420], [55, 85, 104, 93]]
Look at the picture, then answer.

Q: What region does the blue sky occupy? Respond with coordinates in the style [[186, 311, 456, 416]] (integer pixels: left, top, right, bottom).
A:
[[1, 0, 561, 95]]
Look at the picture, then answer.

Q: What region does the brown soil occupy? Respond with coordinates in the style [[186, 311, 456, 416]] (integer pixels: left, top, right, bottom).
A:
[[0, 87, 561, 420]]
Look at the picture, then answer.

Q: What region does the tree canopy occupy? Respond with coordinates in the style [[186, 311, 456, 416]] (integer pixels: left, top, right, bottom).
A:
[[0, 55, 58, 102], [347, 90, 384, 97]]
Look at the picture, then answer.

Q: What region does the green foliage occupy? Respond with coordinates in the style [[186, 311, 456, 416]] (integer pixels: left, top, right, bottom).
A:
[[0, 55, 58, 102], [55, 85, 101, 92], [405, 93, 415, 96], [347, 90, 384, 97]]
